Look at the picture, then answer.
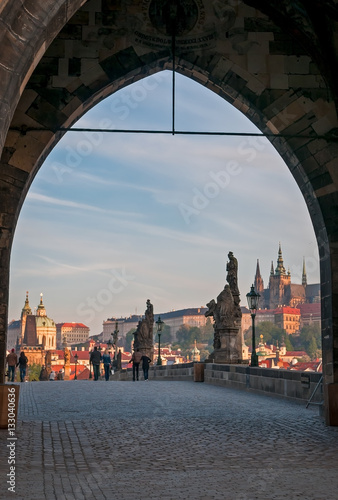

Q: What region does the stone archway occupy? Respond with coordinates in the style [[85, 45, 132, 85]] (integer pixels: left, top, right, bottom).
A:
[[1, 0, 338, 424]]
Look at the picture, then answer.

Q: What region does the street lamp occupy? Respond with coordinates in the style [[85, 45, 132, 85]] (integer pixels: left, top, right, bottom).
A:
[[74, 353, 78, 380], [156, 316, 164, 366], [246, 284, 260, 367]]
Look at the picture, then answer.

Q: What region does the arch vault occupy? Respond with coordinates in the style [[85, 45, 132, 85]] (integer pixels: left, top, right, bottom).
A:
[[1, 0, 338, 424]]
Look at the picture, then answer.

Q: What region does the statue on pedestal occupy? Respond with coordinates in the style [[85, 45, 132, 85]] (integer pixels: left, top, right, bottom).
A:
[[133, 299, 154, 359], [205, 252, 247, 364], [63, 339, 71, 380]]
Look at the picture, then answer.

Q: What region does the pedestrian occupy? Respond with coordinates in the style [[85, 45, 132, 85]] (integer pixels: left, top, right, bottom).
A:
[[90, 346, 101, 381], [102, 349, 111, 381], [17, 351, 28, 382], [129, 348, 143, 381], [141, 353, 152, 381], [49, 370, 56, 381], [39, 365, 48, 381], [6, 349, 18, 382], [57, 369, 64, 380]]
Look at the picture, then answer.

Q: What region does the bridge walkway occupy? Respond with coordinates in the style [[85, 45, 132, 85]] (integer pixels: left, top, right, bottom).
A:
[[0, 380, 337, 500]]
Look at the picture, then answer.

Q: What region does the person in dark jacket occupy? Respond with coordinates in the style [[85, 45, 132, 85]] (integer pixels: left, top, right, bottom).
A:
[[90, 346, 102, 381], [102, 349, 111, 381], [128, 349, 142, 381], [141, 354, 152, 381], [17, 351, 28, 382], [6, 349, 17, 382]]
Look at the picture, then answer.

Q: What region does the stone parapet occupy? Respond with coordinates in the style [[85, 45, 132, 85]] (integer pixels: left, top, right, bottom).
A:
[[204, 363, 323, 405]]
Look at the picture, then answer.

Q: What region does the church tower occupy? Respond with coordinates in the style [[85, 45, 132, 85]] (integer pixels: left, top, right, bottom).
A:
[[20, 291, 32, 347], [254, 259, 264, 296], [268, 244, 291, 308], [36, 293, 47, 317], [302, 257, 307, 286]]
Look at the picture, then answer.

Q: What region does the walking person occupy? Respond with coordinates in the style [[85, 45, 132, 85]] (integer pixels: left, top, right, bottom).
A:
[[102, 349, 111, 381], [6, 349, 18, 382], [129, 348, 142, 381], [39, 365, 48, 381], [141, 353, 152, 381], [17, 351, 28, 382], [90, 346, 102, 381], [49, 370, 56, 381]]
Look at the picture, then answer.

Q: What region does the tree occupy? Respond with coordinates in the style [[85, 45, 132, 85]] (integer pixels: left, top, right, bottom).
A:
[[297, 324, 321, 354], [124, 328, 136, 351], [245, 321, 294, 351], [175, 325, 202, 349], [158, 323, 172, 345], [28, 363, 42, 381], [200, 318, 214, 344], [308, 336, 319, 360]]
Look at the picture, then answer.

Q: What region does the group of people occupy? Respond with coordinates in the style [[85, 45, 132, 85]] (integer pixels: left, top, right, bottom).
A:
[[89, 346, 152, 381], [129, 349, 152, 381], [90, 346, 111, 381], [6, 346, 153, 383], [89, 347, 123, 381], [6, 349, 28, 382]]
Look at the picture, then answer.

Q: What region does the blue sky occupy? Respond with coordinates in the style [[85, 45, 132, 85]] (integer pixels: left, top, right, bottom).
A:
[[9, 71, 319, 335]]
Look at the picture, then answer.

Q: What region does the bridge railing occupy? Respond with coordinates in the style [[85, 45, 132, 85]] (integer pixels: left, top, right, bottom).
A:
[[112, 362, 323, 405]]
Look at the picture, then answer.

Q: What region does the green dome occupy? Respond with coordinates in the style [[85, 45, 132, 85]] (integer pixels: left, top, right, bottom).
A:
[[35, 316, 55, 328]]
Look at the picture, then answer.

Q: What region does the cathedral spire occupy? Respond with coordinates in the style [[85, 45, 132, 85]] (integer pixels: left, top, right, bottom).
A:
[[254, 259, 264, 294], [302, 257, 307, 286], [275, 242, 286, 276], [270, 261, 274, 276], [21, 291, 32, 318]]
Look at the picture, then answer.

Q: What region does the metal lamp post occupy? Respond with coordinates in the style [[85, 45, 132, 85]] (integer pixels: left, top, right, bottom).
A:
[[156, 316, 164, 366], [246, 284, 260, 367], [74, 353, 78, 380]]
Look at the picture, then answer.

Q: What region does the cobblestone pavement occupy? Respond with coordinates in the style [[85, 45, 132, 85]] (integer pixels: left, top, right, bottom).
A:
[[1, 380, 338, 500]]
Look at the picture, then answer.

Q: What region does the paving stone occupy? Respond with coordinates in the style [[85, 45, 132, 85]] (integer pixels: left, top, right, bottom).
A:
[[0, 380, 338, 499]]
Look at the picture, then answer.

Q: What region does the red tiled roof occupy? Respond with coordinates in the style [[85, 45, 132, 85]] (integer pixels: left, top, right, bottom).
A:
[[298, 303, 321, 314], [60, 323, 89, 328], [290, 362, 322, 372], [275, 307, 300, 315], [76, 367, 90, 380], [71, 350, 90, 360], [257, 309, 275, 315]]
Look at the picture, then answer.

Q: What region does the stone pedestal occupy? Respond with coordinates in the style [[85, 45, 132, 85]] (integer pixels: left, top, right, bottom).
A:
[[140, 347, 154, 362], [209, 327, 245, 364], [64, 365, 70, 380]]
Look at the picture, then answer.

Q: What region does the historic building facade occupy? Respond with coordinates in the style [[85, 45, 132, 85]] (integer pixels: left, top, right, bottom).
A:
[[56, 322, 90, 348], [19, 292, 57, 350], [254, 245, 320, 310]]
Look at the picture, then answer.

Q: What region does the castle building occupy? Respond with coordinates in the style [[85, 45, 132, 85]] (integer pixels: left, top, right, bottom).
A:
[[254, 244, 320, 310]]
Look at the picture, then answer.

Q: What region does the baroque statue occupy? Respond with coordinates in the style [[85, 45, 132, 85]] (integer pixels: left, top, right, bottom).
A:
[[205, 251, 246, 364], [134, 299, 154, 351]]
